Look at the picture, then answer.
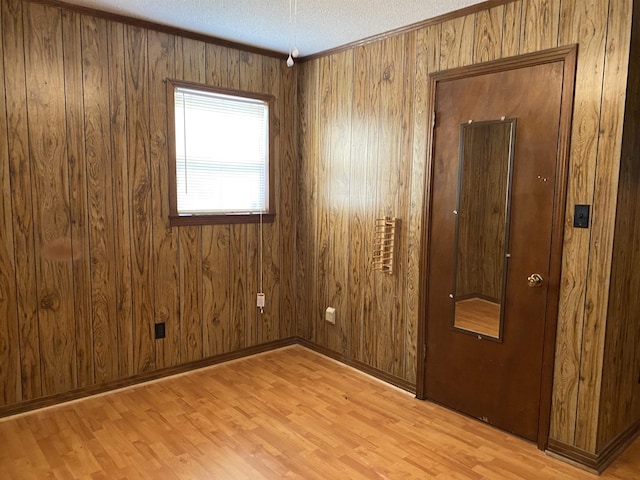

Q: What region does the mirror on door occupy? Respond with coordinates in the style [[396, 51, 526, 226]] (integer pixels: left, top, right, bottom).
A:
[[452, 119, 516, 340]]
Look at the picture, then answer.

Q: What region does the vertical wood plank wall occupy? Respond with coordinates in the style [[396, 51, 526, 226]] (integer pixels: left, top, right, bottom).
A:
[[599, 0, 640, 451], [0, 0, 296, 407], [296, 0, 634, 454]]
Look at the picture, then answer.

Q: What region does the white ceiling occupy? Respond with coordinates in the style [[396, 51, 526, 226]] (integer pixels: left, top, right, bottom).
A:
[[61, 0, 486, 56]]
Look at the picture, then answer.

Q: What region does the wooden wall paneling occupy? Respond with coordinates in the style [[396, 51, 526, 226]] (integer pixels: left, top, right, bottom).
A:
[[406, 24, 441, 385], [124, 24, 155, 373], [202, 223, 230, 356], [176, 37, 205, 363], [108, 21, 134, 378], [202, 43, 231, 356], [60, 9, 93, 388], [0, 0, 297, 410], [600, 212, 640, 447], [347, 45, 370, 363], [502, 1, 523, 57], [316, 55, 332, 348], [258, 54, 281, 345], [519, 0, 560, 54], [295, 58, 319, 341], [599, 146, 640, 446], [576, 0, 633, 452], [81, 15, 118, 383], [598, 0, 640, 450], [227, 47, 240, 91], [24, 2, 76, 395], [205, 43, 228, 88], [228, 222, 247, 351], [178, 223, 202, 362], [327, 50, 353, 354], [278, 58, 297, 339], [148, 30, 180, 368], [474, 4, 505, 62], [3, 0, 41, 401], [0, 0, 20, 405], [239, 51, 264, 348], [395, 31, 416, 378], [295, 59, 307, 341], [306, 59, 320, 345], [439, 14, 475, 70], [374, 35, 404, 373], [362, 41, 382, 366], [550, 0, 608, 448], [227, 48, 247, 352]]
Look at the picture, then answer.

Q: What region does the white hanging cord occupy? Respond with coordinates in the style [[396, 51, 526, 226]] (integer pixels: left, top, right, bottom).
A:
[[286, 0, 299, 67], [259, 212, 263, 293], [257, 211, 264, 314], [293, 0, 299, 58]]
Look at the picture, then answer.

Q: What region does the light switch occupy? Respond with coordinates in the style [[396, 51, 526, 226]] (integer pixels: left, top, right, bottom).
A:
[[574, 204, 590, 228]]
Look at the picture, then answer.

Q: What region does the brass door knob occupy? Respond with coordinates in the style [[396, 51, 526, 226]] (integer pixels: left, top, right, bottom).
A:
[[527, 273, 543, 288]]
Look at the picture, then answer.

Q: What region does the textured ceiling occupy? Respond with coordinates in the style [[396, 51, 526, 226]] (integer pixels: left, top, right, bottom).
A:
[[60, 0, 486, 56]]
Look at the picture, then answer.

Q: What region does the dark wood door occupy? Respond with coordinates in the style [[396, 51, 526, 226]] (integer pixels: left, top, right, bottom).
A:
[[423, 58, 570, 442]]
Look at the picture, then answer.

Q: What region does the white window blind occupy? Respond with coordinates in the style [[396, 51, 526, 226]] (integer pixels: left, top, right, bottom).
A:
[[174, 87, 269, 215]]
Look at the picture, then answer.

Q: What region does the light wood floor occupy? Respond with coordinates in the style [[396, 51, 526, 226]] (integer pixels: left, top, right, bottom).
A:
[[0, 346, 638, 479], [455, 297, 501, 338]]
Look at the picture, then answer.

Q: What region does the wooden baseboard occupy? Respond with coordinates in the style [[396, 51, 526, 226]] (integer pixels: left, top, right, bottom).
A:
[[0, 338, 297, 420], [596, 418, 640, 472], [546, 440, 600, 473], [547, 418, 640, 474], [295, 338, 417, 394]]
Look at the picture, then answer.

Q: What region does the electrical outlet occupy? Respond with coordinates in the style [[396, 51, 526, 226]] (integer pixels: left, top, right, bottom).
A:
[[325, 307, 336, 324], [154, 322, 166, 339]]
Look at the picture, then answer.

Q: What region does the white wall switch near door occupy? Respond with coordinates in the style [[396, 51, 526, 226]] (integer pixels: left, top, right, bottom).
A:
[[325, 307, 336, 324]]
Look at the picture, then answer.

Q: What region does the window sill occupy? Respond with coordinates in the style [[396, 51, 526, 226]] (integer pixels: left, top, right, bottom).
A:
[[169, 213, 275, 227]]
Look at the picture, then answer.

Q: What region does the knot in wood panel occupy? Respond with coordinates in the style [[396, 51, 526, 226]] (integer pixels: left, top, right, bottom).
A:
[[383, 65, 394, 82], [40, 290, 60, 311]]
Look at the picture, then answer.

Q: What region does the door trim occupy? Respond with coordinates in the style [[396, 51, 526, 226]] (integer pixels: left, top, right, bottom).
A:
[[416, 45, 578, 451]]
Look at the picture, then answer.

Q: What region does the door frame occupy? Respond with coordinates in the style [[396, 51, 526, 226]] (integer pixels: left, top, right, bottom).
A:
[[416, 45, 578, 450]]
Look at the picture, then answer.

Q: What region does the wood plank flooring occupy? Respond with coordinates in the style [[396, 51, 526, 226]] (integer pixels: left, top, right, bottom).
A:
[[454, 297, 501, 338], [0, 345, 638, 479]]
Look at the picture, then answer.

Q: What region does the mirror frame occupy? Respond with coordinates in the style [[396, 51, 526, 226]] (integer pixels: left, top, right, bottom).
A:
[[450, 118, 517, 342]]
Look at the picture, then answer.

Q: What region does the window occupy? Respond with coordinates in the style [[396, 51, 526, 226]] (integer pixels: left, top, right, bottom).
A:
[[167, 79, 274, 226]]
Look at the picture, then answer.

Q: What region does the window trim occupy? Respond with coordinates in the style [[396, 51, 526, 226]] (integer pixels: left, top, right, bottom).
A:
[[166, 79, 276, 226]]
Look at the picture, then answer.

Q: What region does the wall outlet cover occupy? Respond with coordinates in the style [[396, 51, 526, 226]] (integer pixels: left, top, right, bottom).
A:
[[325, 307, 336, 324], [154, 322, 166, 339]]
